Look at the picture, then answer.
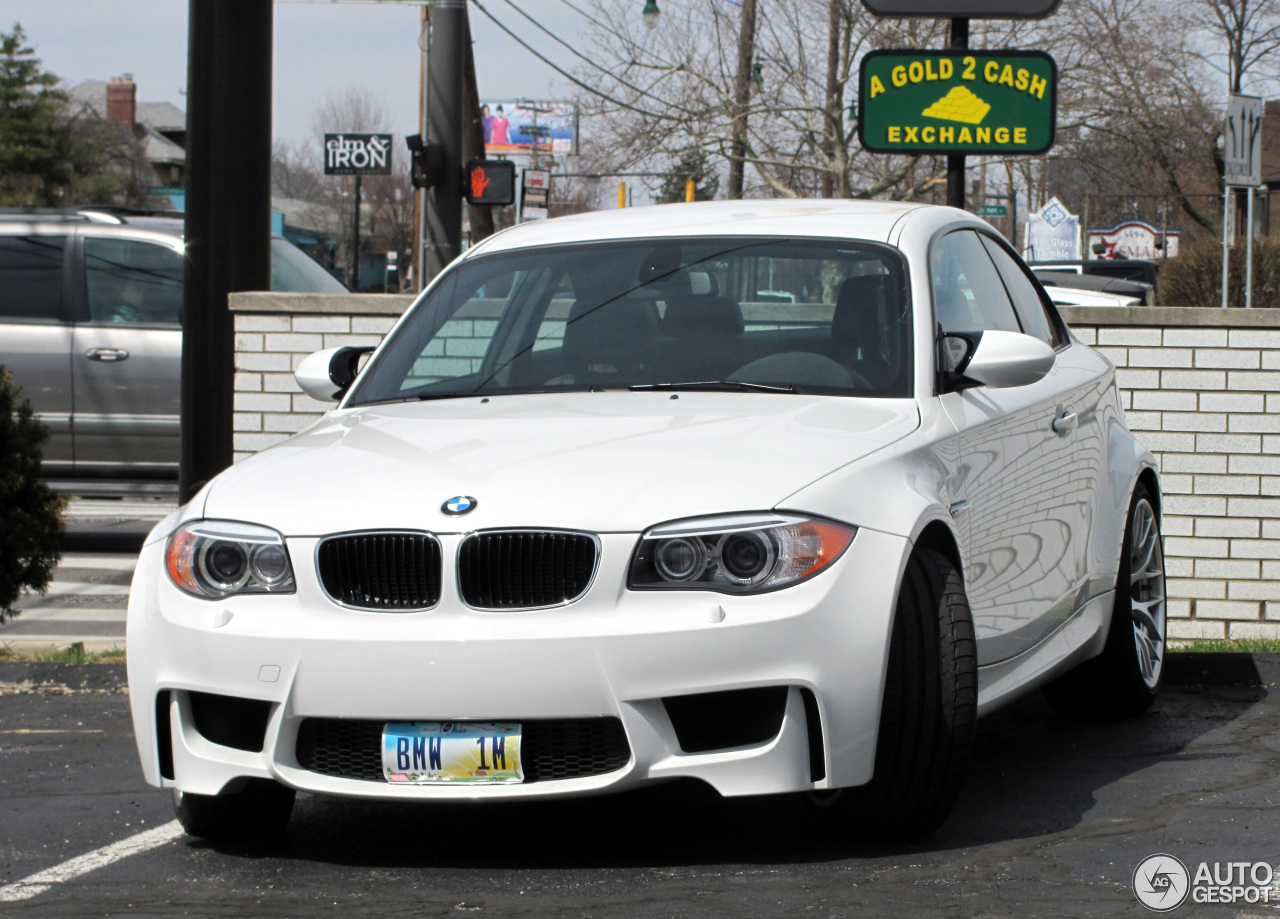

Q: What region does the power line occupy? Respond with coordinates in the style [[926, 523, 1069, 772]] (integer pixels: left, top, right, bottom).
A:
[[469, 0, 679, 122], [497, 0, 679, 110]]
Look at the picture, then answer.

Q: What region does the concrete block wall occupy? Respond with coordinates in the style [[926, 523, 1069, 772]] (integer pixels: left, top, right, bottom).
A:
[[232, 294, 1280, 643], [1059, 306, 1280, 642]]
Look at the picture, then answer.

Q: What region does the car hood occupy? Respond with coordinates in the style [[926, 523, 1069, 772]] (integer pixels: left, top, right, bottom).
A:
[[203, 392, 919, 534]]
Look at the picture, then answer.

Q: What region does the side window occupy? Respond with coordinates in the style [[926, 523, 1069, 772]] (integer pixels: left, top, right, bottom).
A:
[[84, 238, 184, 325], [978, 235, 1064, 347], [0, 235, 66, 321], [930, 230, 1021, 335]]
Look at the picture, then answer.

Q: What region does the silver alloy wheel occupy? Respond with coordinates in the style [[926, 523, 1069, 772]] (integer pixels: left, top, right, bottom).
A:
[[1129, 498, 1166, 689]]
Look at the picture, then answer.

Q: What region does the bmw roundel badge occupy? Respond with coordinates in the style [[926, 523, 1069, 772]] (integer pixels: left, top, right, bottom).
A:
[[442, 495, 477, 516]]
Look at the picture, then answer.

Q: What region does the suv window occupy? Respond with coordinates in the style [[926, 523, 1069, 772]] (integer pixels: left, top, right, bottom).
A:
[[930, 230, 1020, 335], [978, 235, 1064, 348], [84, 237, 184, 325], [0, 235, 66, 321]]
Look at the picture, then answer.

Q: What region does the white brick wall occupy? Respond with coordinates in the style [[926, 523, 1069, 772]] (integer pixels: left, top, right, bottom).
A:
[[229, 293, 411, 463], [1063, 307, 1280, 643], [231, 297, 1280, 644]]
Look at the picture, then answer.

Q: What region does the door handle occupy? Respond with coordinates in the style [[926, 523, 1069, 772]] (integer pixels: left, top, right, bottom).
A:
[[1052, 409, 1078, 436], [86, 348, 130, 362]]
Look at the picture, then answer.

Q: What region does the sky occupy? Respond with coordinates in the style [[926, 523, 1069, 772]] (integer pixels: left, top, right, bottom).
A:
[[9, 0, 587, 146]]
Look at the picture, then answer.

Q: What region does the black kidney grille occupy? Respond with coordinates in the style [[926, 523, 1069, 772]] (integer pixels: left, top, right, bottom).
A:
[[295, 717, 630, 783], [317, 533, 442, 611], [458, 531, 598, 609]]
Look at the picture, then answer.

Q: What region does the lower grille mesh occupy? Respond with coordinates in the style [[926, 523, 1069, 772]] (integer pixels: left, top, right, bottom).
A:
[[316, 532, 442, 611], [295, 717, 630, 783]]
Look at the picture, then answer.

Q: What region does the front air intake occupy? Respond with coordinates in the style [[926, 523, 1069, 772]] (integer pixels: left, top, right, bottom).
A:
[[457, 530, 598, 610], [316, 532, 442, 611]]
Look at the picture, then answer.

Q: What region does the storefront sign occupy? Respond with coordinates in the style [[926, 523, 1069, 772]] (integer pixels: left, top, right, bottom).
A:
[[859, 50, 1055, 154]]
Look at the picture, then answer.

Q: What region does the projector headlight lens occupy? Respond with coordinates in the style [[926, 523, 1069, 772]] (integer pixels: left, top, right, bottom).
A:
[[629, 513, 854, 594]]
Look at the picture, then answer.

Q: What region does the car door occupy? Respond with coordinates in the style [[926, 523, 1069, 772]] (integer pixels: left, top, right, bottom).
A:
[[0, 232, 75, 474], [71, 233, 183, 477], [977, 234, 1109, 614], [933, 228, 1082, 665]]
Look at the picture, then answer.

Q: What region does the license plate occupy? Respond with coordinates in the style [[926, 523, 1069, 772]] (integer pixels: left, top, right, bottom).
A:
[[381, 722, 523, 784]]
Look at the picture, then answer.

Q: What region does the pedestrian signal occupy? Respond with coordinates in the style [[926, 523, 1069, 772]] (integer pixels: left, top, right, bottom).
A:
[[464, 160, 516, 205]]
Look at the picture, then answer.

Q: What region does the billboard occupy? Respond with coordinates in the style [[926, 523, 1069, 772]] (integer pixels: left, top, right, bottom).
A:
[[859, 50, 1056, 155], [481, 101, 577, 156], [324, 133, 393, 176]]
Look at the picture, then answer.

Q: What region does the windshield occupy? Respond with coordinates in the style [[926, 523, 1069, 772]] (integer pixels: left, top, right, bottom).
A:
[[349, 236, 911, 405], [270, 238, 348, 293]]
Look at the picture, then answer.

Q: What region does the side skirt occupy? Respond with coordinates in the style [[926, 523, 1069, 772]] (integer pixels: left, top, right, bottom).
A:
[[975, 591, 1113, 718]]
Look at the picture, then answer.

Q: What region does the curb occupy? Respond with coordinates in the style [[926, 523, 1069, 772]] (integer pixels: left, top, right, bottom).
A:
[[0, 661, 128, 691]]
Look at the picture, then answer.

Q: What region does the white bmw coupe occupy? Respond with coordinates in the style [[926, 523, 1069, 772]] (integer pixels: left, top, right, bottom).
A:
[[128, 200, 1164, 840]]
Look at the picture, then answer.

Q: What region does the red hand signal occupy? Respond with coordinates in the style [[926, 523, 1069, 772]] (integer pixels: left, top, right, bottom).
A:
[[470, 166, 491, 199]]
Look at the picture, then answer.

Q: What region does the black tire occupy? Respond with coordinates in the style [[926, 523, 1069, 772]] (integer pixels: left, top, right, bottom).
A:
[[1043, 482, 1165, 719], [824, 547, 977, 840], [173, 779, 295, 839]]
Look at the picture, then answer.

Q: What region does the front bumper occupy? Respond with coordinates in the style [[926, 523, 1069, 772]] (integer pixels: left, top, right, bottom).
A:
[[127, 527, 909, 800]]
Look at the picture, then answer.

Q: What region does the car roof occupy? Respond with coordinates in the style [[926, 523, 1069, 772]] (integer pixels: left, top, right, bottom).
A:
[[467, 199, 934, 257]]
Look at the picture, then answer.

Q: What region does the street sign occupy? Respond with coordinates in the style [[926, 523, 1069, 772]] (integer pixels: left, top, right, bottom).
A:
[[323, 133, 393, 176], [464, 160, 516, 206], [858, 50, 1056, 155], [520, 168, 551, 221], [861, 0, 1061, 17], [977, 204, 1007, 216], [1026, 197, 1079, 260], [1224, 94, 1263, 187], [146, 186, 184, 196]]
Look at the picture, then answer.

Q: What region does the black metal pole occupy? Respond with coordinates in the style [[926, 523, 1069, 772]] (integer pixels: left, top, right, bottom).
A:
[[351, 174, 362, 292], [946, 17, 969, 211], [425, 0, 465, 279], [180, 0, 273, 504]]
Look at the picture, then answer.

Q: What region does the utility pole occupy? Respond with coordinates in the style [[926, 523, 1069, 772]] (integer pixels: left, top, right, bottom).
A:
[[424, 0, 465, 279], [946, 17, 968, 210], [349, 173, 362, 292], [180, 0, 272, 504], [728, 0, 758, 199], [462, 12, 495, 245], [414, 3, 429, 292]]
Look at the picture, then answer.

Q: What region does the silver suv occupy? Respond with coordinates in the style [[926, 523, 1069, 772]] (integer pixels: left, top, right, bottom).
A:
[[0, 209, 347, 483]]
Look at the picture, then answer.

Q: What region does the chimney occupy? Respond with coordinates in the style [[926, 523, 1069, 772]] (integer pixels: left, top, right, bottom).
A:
[[106, 75, 136, 127]]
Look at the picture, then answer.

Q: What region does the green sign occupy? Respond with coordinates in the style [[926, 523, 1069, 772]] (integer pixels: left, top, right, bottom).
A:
[[858, 50, 1056, 155], [978, 204, 1007, 216], [147, 186, 184, 196]]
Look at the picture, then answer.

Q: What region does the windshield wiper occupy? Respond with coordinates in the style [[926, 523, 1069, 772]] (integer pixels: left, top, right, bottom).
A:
[[629, 380, 797, 394]]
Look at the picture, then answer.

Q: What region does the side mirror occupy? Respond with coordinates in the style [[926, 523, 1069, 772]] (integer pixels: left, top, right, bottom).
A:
[[294, 346, 376, 403], [940, 330, 1054, 390]]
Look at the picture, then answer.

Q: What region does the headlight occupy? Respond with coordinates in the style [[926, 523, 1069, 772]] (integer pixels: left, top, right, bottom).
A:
[[628, 513, 855, 594], [165, 520, 296, 599]]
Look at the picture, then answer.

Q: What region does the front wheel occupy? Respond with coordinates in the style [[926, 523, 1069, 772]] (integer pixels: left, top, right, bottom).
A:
[[1043, 483, 1166, 718], [816, 547, 977, 840], [173, 779, 295, 839]]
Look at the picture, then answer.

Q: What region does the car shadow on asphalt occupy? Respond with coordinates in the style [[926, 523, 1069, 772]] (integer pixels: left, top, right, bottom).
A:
[[193, 656, 1271, 868]]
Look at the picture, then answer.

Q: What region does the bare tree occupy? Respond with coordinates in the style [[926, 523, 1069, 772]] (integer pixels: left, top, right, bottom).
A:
[[1038, 0, 1222, 234], [1185, 0, 1280, 92], [297, 89, 415, 290]]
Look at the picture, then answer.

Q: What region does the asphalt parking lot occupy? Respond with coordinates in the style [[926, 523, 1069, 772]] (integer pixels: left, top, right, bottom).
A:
[[0, 656, 1277, 918]]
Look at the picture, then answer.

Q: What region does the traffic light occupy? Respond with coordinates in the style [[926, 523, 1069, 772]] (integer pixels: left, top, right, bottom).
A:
[[464, 159, 516, 206], [406, 135, 446, 189]]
